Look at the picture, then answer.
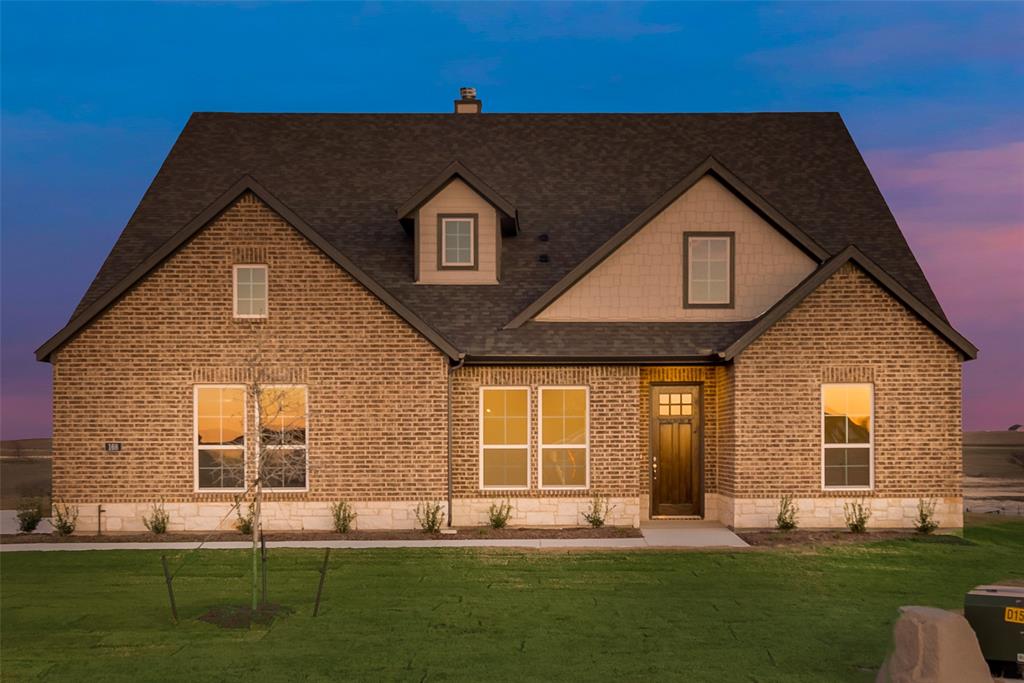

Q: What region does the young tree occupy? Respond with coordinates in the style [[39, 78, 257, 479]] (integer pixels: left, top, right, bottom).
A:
[[243, 335, 310, 611]]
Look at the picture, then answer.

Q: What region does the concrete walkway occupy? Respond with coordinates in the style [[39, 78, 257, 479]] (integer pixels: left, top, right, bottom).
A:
[[640, 519, 749, 548], [0, 521, 748, 552]]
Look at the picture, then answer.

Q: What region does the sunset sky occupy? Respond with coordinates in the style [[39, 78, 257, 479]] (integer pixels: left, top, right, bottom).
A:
[[2, 2, 1021, 439]]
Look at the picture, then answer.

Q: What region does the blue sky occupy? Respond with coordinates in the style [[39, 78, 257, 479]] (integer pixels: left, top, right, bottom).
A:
[[2, 1, 1022, 438]]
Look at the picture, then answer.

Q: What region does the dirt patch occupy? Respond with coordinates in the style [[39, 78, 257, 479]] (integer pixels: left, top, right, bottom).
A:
[[1, 525, 641, 544], [736, 529, 973, 548], [198, 603, 293, 629]]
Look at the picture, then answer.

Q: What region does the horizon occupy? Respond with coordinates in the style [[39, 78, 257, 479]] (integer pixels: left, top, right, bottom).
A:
[[2, 1, 1022, 438]]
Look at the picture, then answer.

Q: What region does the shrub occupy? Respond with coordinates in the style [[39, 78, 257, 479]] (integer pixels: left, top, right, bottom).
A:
[[582, 494, 615, 528], [235, 501, 255, 535], [776, 494, 798, 531], [15, 498, 45, 533], [143, 502, 170, 535], [415, 500, 444, 533], [52, 501, 79, 536], [843, 499, 871, 533], [914, 498, 939, 534], [487, 499, 513, 529], [330, 501, 357, 533]]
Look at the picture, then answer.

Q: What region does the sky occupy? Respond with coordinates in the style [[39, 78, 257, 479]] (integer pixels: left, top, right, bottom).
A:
[[1, 1, 1022, 439]]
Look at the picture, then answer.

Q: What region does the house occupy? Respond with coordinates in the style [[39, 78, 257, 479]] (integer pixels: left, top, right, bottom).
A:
[[36, 90, 977, 532]]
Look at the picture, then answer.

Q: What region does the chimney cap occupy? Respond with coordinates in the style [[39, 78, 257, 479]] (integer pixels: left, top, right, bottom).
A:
[[454, 87, 481, 114]]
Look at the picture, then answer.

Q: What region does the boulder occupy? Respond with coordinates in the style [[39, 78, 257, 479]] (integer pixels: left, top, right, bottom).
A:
[[876, 606, 991, 682]]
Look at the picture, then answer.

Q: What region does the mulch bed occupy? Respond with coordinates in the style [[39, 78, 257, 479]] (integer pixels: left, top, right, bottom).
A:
[[198, 603, 293, 629], [1, 526, 641, 544], [736, 529, 973, 548]]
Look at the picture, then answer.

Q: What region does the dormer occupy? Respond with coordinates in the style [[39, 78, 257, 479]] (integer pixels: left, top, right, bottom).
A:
[[398, 161, 518, 285]]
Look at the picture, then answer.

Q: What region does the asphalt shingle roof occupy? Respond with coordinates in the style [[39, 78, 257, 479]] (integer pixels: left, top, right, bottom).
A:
[[70, 112, 945, 359]]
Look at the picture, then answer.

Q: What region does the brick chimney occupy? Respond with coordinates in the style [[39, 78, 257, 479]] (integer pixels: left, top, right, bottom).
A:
[[454, 87, 482, 114]]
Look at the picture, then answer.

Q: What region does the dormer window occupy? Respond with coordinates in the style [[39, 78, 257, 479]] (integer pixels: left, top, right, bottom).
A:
[[439, 215, 477, 269], [684, 232, 734, 308]]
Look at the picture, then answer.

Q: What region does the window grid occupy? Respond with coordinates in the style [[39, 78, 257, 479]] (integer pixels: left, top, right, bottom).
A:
[[685, 234, 732, 306], [194, 385, 247, 492], [821, 383, 874, 490], [233, 265, 268, 318], [479, 387, 530, 490], [538, 386, 590, 490], [258, 385, 309, 491], [442, 218, 474, 267]]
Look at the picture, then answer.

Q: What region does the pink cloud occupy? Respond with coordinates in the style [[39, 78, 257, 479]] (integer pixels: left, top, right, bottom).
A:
[[865, 140, 1024, 430]]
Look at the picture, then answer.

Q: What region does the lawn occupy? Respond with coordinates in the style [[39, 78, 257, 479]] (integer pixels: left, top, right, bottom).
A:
[[2, 519, 1022, 682]]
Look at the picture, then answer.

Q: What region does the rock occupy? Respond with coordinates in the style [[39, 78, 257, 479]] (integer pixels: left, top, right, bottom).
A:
[[876, 606, 991, 682]]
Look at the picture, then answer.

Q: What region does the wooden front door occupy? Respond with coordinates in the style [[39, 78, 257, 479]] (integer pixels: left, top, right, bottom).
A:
[[651, 385, 702, 516]]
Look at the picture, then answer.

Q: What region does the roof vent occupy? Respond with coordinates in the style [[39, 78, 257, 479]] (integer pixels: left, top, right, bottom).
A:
[[454, 87, 482, 114]]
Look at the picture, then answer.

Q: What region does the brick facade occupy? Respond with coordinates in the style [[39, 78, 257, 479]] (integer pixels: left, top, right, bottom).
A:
[[52, 194, 450, 509], [49, 197, 965, 532]]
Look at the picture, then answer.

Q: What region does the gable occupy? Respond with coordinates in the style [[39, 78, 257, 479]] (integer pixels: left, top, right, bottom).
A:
[[416, 178, 500, 285], [536, 176, 817, 322], [36, 178, 460, 361], [722, 247, 977, 361]]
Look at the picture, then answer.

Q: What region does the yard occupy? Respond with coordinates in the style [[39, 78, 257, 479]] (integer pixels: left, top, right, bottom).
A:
[[2, 518, 1022, 681]]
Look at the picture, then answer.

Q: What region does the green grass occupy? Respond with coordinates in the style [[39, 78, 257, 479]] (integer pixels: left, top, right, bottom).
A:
[[2, 520, 1023, 682]]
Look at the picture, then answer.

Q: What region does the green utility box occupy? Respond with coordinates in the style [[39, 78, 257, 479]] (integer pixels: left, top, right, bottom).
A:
[[964, 584, 1024, 676]]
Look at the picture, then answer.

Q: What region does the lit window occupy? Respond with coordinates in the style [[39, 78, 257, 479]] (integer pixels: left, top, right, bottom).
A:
[[685, 234, 733, 306], [234, 265, 268, 318], [480, 388, 529, 489], [658, 392, 693, 417], [822, 384, 873, 489], [195, 386, 246, 490], [441, 217, 475, 267], [539, 387, 588, 488], [259, 386, 308, 490]]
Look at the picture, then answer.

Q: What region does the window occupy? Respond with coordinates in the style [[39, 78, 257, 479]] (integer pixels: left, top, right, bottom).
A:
[[258, 386, 308, 490], [658, 392, 693, 417], [480, 388, 529, 489], [439, 215, 476, 268], [684, 232, 734, 307], [234, 265, 268, 318], [822, 384, 873, 489], [539, 387, 589, 488], [195, 386, 246, 491]]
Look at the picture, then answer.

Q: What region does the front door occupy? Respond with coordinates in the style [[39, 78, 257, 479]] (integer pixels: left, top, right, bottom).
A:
[[651, 385, 702, 516]]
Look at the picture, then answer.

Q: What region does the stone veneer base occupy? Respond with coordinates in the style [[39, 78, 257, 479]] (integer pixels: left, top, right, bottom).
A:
[[62, 497, 643, 534], [715, 495, 963, 530], [60, 495, 961, 533]]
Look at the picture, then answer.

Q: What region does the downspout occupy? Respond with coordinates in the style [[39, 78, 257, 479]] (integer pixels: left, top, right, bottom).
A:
[[447, 354, 466, 527]]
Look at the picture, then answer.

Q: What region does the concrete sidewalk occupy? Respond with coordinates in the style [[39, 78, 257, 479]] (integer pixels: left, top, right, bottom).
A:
[[0, 521, 748, 552]]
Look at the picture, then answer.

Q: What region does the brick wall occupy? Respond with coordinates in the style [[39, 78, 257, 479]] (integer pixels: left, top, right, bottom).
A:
[[450, 366, 644, 498], [731, 262, 963, 500], [52, 193, 450, 505]]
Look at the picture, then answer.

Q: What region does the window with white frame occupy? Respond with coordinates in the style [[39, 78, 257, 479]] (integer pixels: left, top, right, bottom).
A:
[[539, 387, 589, 488], [440, 216, 475, 268], [822, 383, 873, 489], [685, 233, 733, 307], [480, 387, 529, 489], [258, 385, 308, 489], [234, 265, 268, 318], [195, 386, 246, 490]]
